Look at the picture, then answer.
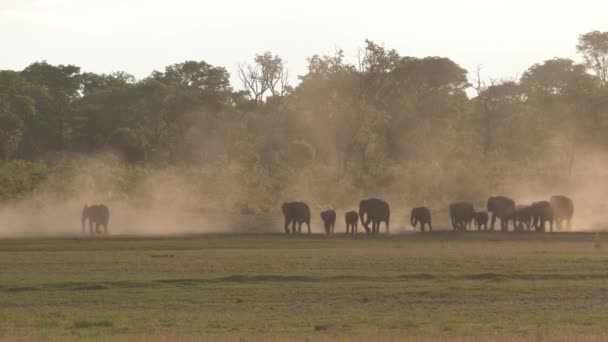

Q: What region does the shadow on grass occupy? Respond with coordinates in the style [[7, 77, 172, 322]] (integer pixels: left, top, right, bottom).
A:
[[72, 320, 113, 329], [3, 272, 608, 294]]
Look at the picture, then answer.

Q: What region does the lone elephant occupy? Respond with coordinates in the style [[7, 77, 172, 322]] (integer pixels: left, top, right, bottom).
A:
[[320, 209, 336, 235], [359, 198, 390, 234], [281, 202, 311, 234], [411, 207, 432, 232], [345, 211, 359, 234], [449, 202, 474, 231], [82, 204, 110, 235], [550, 195, 574, 230], [487, 196, 516, 232]]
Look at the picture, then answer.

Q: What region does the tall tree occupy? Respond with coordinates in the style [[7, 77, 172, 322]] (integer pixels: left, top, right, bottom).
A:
[[577, 31, 608, 87], [237, 52, 289, 102]]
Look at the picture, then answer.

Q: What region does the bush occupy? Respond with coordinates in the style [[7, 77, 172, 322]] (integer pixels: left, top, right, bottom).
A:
[[0, 160, 50, 200]]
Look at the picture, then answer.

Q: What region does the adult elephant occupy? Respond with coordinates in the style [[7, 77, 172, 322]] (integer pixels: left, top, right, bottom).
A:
[[320, 209, 336, 235], [359, 198, 390, 234], [281, 202, 311, 234], [449, 202, 474, 231], [531, 201, 553, 232], [487, 196, 516, 232], [550, 195, 574, 230], [82, 204, 110, 235]]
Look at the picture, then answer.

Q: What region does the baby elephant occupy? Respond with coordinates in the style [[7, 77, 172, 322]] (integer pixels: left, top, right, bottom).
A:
[[345, 211, 359, 234], [472, 211, 489, 231], [411, 207, 432, 232], [320, 209, 337, 235]]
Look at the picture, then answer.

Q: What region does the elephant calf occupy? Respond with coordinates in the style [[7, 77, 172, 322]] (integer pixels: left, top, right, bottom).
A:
[[515, 205, 533, 231], [320, 209, 336, 235], [82, 204, 110, 235], [345, 211, 359, 234], [411, 207, 432, 232], [281, 202, 311, 234], [472, 211, 489, 231]]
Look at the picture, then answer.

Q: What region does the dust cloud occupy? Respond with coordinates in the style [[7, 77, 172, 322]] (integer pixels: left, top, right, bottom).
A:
[[0, 145, 607, 237]]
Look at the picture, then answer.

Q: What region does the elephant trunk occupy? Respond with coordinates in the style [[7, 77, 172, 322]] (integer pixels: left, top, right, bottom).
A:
[[410, 214, 416, 227], [359, 210, 371, 233]]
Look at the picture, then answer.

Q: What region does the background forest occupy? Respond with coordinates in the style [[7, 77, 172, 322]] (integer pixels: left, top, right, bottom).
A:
[[1, 31, 608, 232]]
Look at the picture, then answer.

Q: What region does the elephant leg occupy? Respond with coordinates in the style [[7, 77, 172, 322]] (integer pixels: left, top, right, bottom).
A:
[[307, 222, 311, 234], [284, 218, 291, 234], [541, 219, 545, 232], [354, 222, 357, 234], [89, 221, 94, 235], [292, 221, 297, 234], [298, 222, 302, 233], [385, 219, 389, 234], [550, 220, 553, 233]]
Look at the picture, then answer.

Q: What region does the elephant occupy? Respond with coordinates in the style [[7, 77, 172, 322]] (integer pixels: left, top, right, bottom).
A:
[[515, 205, 533, 231], [359, 198, 390, 234], [531, 201, 554, 232], [449, 202, 474, 231], [281, 202, 311, 234], [320, 209, 336, 235], [487, 196, 516, 232], [550, 195, 574, 230], [82, 204, 110, 235], [345, 211, 359, 234], [410, 207, 432, 232], [472, 211, 489, 231]]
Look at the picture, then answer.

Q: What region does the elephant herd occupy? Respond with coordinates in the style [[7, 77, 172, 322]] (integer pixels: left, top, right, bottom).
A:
[[282, 198, 390, 235], [448, 195, 574, 233], [80, 195, 574, 236], [282, 195, 574, 235]]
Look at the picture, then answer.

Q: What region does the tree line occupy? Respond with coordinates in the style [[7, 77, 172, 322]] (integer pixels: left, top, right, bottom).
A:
[[1, 31, 608, 212]]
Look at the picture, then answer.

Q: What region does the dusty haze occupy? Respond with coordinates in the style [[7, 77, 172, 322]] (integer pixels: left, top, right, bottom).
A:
[[0, 147, 606, 237]]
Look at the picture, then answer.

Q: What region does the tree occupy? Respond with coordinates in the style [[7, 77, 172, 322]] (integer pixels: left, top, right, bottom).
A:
[[577, 31, 608, 87], [0, 111, 23, 160], [237, 52, 289, 102], [20, 61, 82, 152]]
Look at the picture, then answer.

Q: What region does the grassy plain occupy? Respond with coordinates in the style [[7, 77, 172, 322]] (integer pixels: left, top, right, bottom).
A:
[[0, 232, 608, 341]]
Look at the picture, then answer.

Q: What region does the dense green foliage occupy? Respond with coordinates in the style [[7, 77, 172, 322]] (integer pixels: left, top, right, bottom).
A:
[[2, 32, 608, 208]]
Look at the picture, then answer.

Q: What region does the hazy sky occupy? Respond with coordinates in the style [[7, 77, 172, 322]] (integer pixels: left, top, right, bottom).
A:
[[2, 0, 607, 88]]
